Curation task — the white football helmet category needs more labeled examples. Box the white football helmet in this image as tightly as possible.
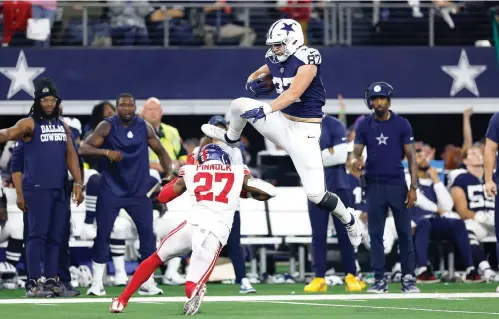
[266,19,304,63]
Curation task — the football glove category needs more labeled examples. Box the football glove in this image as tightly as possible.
[245,78,274,97]
[240,103,272,123]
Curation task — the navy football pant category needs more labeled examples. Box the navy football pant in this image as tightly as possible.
[227,211,247,283]
[414,218,473,269]
[22,189,72,283]
[24,188,68,280]
[92,189,155,264]
[308,189,357,277]
[367,184,415,281]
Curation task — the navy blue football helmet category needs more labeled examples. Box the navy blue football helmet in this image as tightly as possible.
[197,144,231,165]
[363,81,394,109]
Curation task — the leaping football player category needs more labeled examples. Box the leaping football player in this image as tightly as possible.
[110,144,276,315]
[201,18,362,247]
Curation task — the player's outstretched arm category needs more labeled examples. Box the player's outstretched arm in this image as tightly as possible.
[146,122,173,177]
[158,177,186,203]
[0,118,34,144]
[269,64,317,113]
[78,120,111,157]
[242,175,276,201]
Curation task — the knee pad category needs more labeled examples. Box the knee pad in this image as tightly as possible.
[230,97,254,115]
[314,192,338,211]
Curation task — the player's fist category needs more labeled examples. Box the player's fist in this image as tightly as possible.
[107,150,123,162]
[485,180,497,197]
[246,74,274,97]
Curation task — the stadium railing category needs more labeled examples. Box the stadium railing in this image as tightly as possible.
[38,1,494,48]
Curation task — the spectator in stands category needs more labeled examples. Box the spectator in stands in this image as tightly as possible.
[203,0,256,47]
[409,147,480,283]
[30,0,57,47]
[145,4,186,46]
[60,2,110,47]
[107,0,167,46]
[140,98,187,175]
[449,146,497,282]
[1,0,32,47]
[277,0,311,45]
[82,101,115,140]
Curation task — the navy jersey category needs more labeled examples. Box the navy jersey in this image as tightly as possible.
[23,118,67,190]
[265,46,325,119]
[485,112,499,182]
[321,115,349,190]
[452,172,494,213]
[348,174,367,212]
[354,111,414,185]
[100,115,150,197]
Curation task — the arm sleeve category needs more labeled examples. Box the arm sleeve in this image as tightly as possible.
[322,144,348,167]
[433,182,454,212]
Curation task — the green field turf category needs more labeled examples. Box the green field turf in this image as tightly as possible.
[1,283,498,319]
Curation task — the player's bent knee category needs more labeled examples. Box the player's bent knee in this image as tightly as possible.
[312,192,338,211]
[230,97,256,115]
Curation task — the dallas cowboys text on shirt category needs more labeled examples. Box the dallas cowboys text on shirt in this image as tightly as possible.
[40,124,67,142]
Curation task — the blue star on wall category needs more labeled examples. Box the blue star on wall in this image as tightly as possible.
[281,23,294,34]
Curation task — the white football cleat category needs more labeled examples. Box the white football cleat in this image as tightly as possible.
[183,284,207,316]
[345,209,362,248]
[239,278,256,294]
[110,298,127,313]
[138,276,164,296]
[201,124,239,147]
[86,283,106,296]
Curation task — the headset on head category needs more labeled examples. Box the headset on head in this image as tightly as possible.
[363,81,394,110]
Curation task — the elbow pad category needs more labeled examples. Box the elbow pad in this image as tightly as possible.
[246,178,276,198]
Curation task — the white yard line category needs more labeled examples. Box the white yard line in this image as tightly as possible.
[261,301,499,316]
[0,292,497,305]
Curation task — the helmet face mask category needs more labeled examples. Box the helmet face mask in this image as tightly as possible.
[266,19,304,63]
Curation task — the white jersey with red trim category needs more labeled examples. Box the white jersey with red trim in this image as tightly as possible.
[179,161,250,244]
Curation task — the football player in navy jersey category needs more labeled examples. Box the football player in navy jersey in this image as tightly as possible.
[79,93,173,296]
[0,78,84,296]
[410,148,480,283]
[450,146,497,282]
[351,82,419,293]
[201,18,362,249]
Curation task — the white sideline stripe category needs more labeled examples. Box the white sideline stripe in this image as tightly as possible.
[0,292,498,304]
[262,301,499,316]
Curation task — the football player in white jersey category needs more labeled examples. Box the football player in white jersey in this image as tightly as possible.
[201,18,362,249]
[110,144,276,315]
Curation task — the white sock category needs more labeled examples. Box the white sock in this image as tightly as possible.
[415,266,427,276]
[91,261,106,286]
[479,260,491,274]
[112,255,127,277]
[330,196,352,224]
[166,257,182,277]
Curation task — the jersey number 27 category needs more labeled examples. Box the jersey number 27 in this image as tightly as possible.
[193,172,234,204]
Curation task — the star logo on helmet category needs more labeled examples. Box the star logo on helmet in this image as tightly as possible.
[281,23,294,34]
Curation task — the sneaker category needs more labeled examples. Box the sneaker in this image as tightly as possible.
[464,269,484,283]
[57,282,80,297]
[416,270,440,284]
[401,275,420,293]
[86,283,106,296]
[345,274,364,292]
[304,277,327,293]
[239,278,256,294]
[367,279,388,293]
